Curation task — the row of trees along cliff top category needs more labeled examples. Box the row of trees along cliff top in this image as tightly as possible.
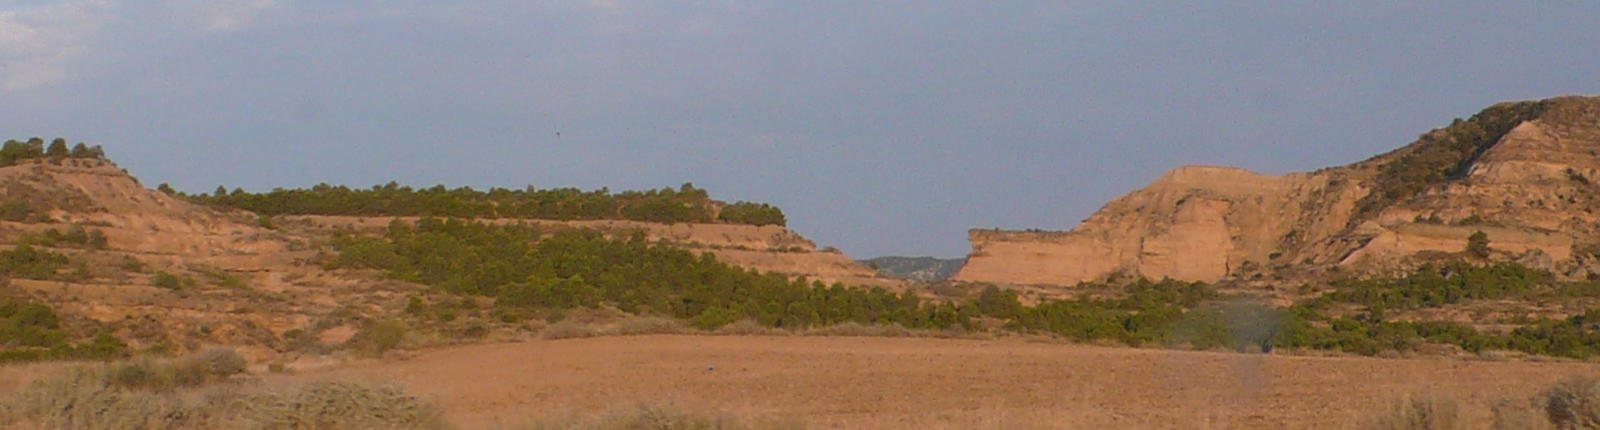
[1,137,108,166]
[171,181,787,227]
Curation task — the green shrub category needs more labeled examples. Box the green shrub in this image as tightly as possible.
[1468,231,1492,257]
[0,201,33,222]
[717,201,787,227]
[0,299,127,362]
[32,225,109,249]
[0,243,70,279]
[405,295,427,315]
[151,270,191,290]
[356,319,409,355]
[118,256,147,273]
[1323,261,1550,311]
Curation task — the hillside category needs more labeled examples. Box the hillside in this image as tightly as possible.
[0,156,896,362]
[956,95,1600,286]
[858,256,966,282]
[280,215,899,288]
[0,156,368,361]
[12,115,1600,368]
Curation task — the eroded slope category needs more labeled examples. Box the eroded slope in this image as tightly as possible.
[957,96,1600,286]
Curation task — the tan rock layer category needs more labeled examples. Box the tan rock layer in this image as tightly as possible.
[956,96,1600,286]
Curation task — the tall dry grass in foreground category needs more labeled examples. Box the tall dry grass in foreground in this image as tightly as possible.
[1363,391,1464,430]
[512,402,806,430]
[0,349,446,430]
[1364,375,1600,430]
[1,347,806,430]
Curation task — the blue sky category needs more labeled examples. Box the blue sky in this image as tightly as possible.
[2,1,1598,258]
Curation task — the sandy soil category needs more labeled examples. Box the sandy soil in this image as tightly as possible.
[285,335,1600,429]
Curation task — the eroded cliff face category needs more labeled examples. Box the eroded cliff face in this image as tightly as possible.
[956,166,1367,285]
[956,96,1600,286]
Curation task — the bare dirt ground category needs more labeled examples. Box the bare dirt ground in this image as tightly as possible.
[285,335,1600,429]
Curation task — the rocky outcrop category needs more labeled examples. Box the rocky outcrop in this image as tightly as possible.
[0,158,292,263]
[955,96,1600,286]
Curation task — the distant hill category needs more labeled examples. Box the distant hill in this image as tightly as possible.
[858,256,966,282]
[956,95,1600,286]
[0,153,896,362]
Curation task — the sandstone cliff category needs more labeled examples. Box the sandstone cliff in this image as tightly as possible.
[955,96,1600,286]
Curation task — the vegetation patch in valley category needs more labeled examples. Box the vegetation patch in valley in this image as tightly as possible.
[322,216,1600,360]
[333,218,972,332]
[1314,261,1552,311]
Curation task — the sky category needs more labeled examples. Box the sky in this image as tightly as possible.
[1,1,1598,258]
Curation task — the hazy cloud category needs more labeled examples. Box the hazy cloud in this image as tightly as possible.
[183,0,283,32]
[0,1,110,91]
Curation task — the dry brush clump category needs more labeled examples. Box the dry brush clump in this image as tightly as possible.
[1363,390,1465,430]
[714,320,786,336]
[107,347,248,391]
[1364,375,1600,430]
[609,316,691,336]
[517,402,805,430]
[801,322,912,338]
[541,321,601,340]
[0,349,448,430]
[1492,398,1555,430]
[1543,375,1600,429]
[241,380,448,430]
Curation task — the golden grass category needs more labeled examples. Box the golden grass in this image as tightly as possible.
[513,402,805,430]
[0,349,447,430]
[1363,391,1466,430]
[1361,375,1600,430]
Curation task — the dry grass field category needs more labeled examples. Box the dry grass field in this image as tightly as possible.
[283,335,1600,429]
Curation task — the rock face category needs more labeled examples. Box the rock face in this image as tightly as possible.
[0,158,292,264]
[955,96,1600,286]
